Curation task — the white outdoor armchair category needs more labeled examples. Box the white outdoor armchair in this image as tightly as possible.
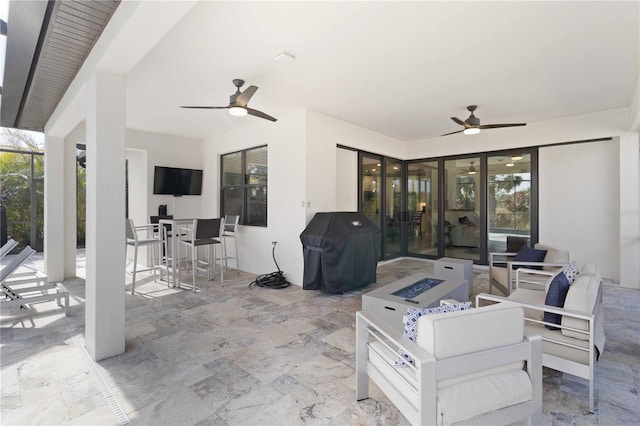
[489,243,569,295]
[356,303,542,425]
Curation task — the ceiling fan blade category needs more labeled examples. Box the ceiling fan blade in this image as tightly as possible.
[236,85,258,107]
[180,106,229,109]
[246,107,277,122]
[440,129,464,136]
[450,117,465,126]
[479,123,526,129]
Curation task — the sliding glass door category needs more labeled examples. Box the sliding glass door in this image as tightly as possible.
[407,160,439,257]
[384,158,403,258]
[358,148,537,264]
[487,152,533,253]
[444,157,482,261]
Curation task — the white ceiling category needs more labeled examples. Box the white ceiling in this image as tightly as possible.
[123,1,639,142]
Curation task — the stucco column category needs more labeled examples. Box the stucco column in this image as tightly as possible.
[618,133,640,289]
[44,135,65,282]
[85,69,126,361]
[63,139,77,278]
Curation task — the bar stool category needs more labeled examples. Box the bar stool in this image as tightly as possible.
[178,218,225,292]
[125,218,165,295]
[221,214,240,271]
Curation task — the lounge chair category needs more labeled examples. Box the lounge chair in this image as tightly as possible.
[1,246,69,315]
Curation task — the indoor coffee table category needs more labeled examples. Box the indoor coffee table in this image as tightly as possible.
[362,273,468,330]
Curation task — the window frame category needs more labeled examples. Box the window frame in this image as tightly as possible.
[220,145,268,227]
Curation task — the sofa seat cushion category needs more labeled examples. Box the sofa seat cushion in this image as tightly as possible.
[437,369,532,426]
[524,322,590,365]
[508,288,546,322]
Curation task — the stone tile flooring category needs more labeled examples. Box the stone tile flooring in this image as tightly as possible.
[1,256,639,425]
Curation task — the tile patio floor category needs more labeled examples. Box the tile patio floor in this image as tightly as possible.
[1,254,639,425]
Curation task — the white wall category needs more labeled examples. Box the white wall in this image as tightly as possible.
[305,111,405,222]
[125,128,204,220]
[202,110,307,286]
[539,140,619,281]
[336,148,358,211]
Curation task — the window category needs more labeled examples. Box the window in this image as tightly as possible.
[221,146,267,226]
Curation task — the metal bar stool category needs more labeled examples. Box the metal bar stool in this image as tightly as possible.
[178,218,225,292]
[125,218,165,295]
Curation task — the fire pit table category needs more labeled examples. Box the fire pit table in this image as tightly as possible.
[361,273,468,330]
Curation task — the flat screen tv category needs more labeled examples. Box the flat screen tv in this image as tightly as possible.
[153,166,203,196]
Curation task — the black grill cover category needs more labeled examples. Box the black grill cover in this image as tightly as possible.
[300,212,380,293]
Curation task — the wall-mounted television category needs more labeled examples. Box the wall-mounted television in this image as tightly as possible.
[153,166,203,196]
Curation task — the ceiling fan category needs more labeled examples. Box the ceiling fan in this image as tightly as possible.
[441,105,525,136]
[180,79,277,122]
[463,161,477,175]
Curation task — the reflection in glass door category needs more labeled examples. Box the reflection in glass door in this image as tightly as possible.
[488,153,532,253]
[361,154,382,256]
[444,157,481,261]
[407,160,438,257]
[385,158,403,258]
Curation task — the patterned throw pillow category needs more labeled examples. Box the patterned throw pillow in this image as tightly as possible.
[395,302,473,367]
[561,261,580,284]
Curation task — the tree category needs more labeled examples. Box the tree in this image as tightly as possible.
[0,128,45,249]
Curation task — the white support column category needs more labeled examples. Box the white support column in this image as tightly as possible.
[85,69,126,361]
[44,135,65,282]
[64,138,77,278]
[618,133,640,289]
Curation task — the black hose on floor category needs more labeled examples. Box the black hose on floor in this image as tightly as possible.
[249,242,290,289]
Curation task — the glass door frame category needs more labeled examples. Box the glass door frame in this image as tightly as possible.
[442,154,487,263]
[358,151,406,261]
[356,147,538,265]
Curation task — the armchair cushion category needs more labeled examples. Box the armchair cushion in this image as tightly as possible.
[397,302,472,366]
[438,369,532,426]
[417,303,525,359]
[513,246,547,269]
[536,243,570,271]
[417,304,533,424]
[543,272,571,329]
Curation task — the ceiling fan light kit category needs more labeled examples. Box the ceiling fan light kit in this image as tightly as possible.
[229,106,247,116]
[180,78,277,122]
[441,105,526,136]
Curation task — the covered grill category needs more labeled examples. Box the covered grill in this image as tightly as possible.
[300,212,380,294]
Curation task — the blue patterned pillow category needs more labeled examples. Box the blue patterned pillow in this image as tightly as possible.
[561,261,580,284]
[395,302,472,367]
[544,271,570,330]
